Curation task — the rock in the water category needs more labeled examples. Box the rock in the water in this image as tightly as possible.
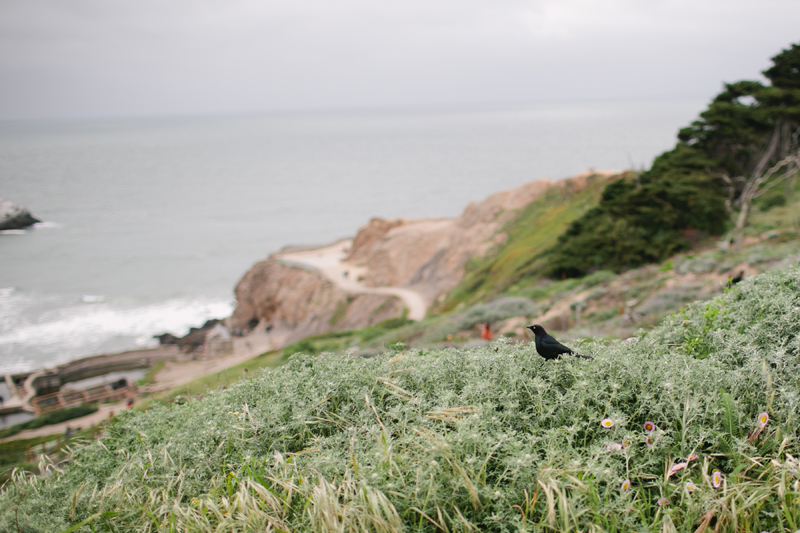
[153,319,223,351]
[0,198,40,230]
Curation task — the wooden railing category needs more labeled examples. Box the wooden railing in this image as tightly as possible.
[31,382,137,416]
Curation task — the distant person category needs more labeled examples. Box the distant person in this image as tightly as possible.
[343,270,349,280]
[481,322,493,341]
[0,395,4,406]
[126,398,134,408]
[727,270,745,289]
[65,426,72,437]
[265,324,273,333]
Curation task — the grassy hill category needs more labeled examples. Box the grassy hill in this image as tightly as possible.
[2,263,799,532]
[438,172,621,312]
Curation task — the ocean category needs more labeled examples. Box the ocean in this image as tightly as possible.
[0,99,705,373]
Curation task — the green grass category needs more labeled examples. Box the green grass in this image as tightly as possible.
[281,316,415,359]
[439,173,618,312]
[0,435,53,467]
[159,350,285,399]
[0,405,99,439]
[2,264,800,531]
[746,177,800,236]
[0,427,98,486]
[139,360,165,385]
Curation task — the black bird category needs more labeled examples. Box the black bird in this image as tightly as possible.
[527,324,593,360]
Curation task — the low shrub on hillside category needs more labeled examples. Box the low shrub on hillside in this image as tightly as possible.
[546,165,728,277]
[359,317,415,343]
[581,269,616,287]
[637,285,704,316]
[676,255,718,275]
[456,297,538,331]
[2,265,800,531]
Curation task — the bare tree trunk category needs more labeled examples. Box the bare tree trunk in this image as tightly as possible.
[732,200,750,253]
[731,125,782,253]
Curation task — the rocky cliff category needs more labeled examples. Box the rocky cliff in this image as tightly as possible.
[230,259,405,344]
[0,198,39,230]
[344,171,617,304]
[229,171,618,348]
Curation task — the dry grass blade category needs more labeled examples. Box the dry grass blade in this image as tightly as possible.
[537,478,556,529]
[694,508,717,533]
[377,378,415,401]
[425,406,478,423]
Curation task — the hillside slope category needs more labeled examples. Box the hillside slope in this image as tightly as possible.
[347,171,620,307]
[438,171,621,311]
[3,264,799,532]
[227,171,620,350]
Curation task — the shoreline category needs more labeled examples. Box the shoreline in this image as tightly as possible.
[1,331,277,440]
[0,232,424,438]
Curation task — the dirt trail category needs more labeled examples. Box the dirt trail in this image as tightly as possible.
[276,240,428,320]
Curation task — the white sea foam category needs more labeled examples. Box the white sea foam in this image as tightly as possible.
[0,298,233,349]
[0,297,234,372]
[81,295,105,303]
[32,221,63,229]
[0,229,27,235]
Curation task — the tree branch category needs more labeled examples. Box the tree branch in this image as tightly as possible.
[752,155,800,198]
[751,122,782,180]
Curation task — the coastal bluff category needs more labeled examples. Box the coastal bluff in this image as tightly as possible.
[229,171,620,346]
[0,198,39,230]
[344,171,620,304]
[230,258,406,345]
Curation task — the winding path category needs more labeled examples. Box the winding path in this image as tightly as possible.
[276,240,428,320]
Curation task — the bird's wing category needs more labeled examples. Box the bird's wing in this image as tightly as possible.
[540,336,573,354]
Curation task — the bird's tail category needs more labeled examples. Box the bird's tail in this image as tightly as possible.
[574,354,593,360]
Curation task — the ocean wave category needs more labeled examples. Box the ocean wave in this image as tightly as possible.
[0,229,27,235]
[81,295,105,303]
[0,298,234,351]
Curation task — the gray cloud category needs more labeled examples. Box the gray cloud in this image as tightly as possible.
[1,0,798,120]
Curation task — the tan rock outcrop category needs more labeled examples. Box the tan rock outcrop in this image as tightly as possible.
[346,218,405,264]
[345,171,615,304]
[231,259,405,344]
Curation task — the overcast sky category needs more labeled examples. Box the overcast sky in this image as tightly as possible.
[1,0,799,121]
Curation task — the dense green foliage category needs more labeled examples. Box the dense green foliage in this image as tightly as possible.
[547,42,800,277]
[0,404,98,439]
[2,264,799,532]
[547,159,728,277]
[679,44,800,179]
